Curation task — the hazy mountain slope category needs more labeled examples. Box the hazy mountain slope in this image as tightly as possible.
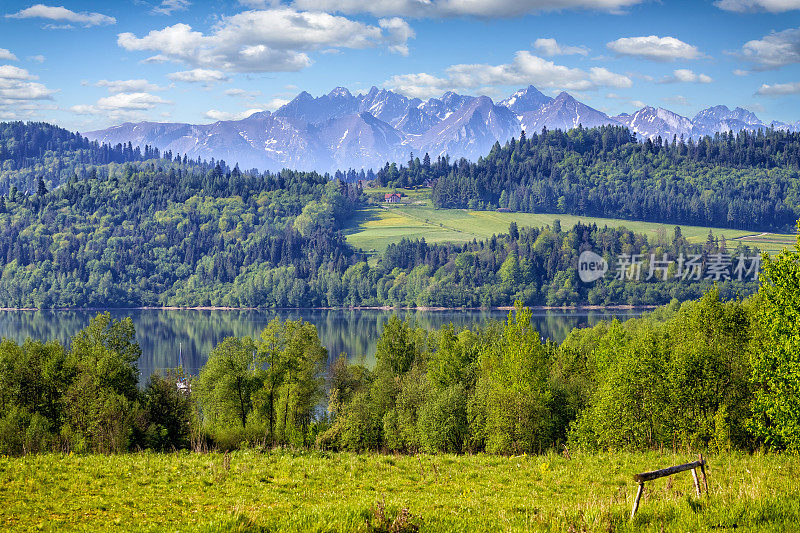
[84,86,787,173]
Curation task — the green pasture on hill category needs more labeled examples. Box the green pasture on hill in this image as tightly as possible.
[344,204,797,255]
[1,450,797,532]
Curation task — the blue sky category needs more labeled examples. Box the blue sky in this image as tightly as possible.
[1,0,800,131]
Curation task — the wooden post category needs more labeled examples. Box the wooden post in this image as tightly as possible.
[631,482,644,520]
[691,467,701,496]
[699,453,709,495]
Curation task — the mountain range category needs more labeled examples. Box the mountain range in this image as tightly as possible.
[83,85,800,173]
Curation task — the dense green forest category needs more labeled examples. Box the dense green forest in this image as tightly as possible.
[0,121,166,195]
[375,126,800,230]
[2,237,799,455]
[0,160,759,307]
[0,121,782,308]
[0,159,360,307]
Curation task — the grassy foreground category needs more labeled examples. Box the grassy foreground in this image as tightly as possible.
[2,450,798,532]
[344,204,796,255]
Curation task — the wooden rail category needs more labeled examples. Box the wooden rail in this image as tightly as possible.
[631,453,708,519]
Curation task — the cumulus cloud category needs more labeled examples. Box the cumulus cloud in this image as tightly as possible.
[96,92,170,110]
[167,68,229,83]
[733,68,749,76]
[0,100,57,120]
[204,108,264,121]
[266,97,290,110]
[152,0,192,15]
[379,18,414,56]
[93,79,166,93]
[385,50,631,99]
[290,0,645,17]
[739,27,800,70]
[606,35,703,61]
[533,38,589,56]
[5,4,116,27]
[658,69,713,84]
[756,81,800,95]
[715,0,800,12]
[0,65,32,80]
[70,91,171,122]
[117,8,413,73]
[0,64,57,121]
[0,48,17,61]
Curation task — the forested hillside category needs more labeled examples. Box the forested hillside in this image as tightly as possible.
[0,122,158,195]
[0,122,775,308]
[0,160,360,307]
[375,126,800,230]
[0,159,758,307]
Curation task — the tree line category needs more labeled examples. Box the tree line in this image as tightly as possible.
[1,234,799,454]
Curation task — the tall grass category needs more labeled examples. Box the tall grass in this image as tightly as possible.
[2,450,797,531]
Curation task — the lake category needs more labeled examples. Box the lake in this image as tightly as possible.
[0,308,647,381]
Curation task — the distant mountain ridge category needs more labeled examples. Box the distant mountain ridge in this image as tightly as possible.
[83,85,800,173]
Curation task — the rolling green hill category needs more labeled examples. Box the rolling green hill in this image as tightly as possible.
[345,202,796,255]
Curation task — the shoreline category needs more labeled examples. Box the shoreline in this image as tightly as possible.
[0,304,657,312]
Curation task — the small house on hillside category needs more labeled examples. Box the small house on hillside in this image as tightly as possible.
[384,193,402,203]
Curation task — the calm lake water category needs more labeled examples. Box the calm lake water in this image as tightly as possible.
[0,308,647,381]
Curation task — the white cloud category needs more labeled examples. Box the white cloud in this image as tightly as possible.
[715,0,800,12]
[94,79,166,93]
[379,18,414,56]
[290,0,646,17]
[756,81,800,95]
[204,108,264,121]
[606,35,703,61]
[533,38,589,56]
[733,68,749,76]
[143,54,171,64]
[266,97,290,110]
[0,99,57,120]
[70,91,171,121]
[97,92,170,110]
[739,27,800,70]
[117,8,413,73]
[225,88,262,98]
[152,0,192,15]
[168,68,229,83]
[5,4,116,27]
[0,48,17,61]
[658,69,713,84]
[588,66,633,87]
[0,65,57,104]
[385,50,631,98]
[0,65,34,80]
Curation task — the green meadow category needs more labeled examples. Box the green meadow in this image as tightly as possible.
[2,450,797,532]
[344,203,796,255]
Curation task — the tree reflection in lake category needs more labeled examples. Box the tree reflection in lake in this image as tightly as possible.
[0,308,646,381]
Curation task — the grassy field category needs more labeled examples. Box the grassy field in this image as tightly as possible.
[1,450,797,532]
[345,204,797,255]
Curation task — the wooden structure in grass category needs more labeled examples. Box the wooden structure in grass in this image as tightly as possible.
[630,453,708,519]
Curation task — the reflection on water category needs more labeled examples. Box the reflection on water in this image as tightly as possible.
[0,308,646,381]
